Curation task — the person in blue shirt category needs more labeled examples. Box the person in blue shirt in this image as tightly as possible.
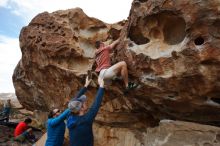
[45,108,70,146]
[0,99,11,122]
[67,77,105,146]
[45,76,92,146]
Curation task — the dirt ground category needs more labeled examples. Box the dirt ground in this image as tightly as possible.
[0,125,43,146]
[0,94,44,146]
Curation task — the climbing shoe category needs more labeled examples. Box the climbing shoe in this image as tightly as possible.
[124,82,138,94]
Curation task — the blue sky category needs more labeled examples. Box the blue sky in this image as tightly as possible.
[0,7,25,37]
[0,0,132,93]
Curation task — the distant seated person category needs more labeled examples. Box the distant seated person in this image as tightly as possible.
[14,118,36,143]
[0,99,11,122]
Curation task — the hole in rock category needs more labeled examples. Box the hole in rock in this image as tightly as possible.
[163,15,186,45]
[194,36,204,46]
[203,143,213,146]
[210,97,220,105]
[139,0,148,2]
[149,28,162,39]
[201,59,219,65]
[41,42,46,47]
[137,11,186,45]
[167,92,178,99]
[134,1,141,7]
[209,19,220,38]
[167,95,175,99]
[108,28,121,40]
[216,133,220,142]
[128,26,150,45]
[128,42,134,47]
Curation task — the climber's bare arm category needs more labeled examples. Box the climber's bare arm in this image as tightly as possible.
[109,39,120,49]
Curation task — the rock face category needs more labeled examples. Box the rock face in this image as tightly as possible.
[94,120,220,146]
[13,0,220,145]
[114,0,220,124]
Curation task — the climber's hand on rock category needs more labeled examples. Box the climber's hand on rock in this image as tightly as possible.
[84,76,92,87]
[63,98,69,106]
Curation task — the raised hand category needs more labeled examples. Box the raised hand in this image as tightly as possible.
[84,76,92,87]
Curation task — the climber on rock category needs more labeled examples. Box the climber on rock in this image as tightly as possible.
[95,39,137,93]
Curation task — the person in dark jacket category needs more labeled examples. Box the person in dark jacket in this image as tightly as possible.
[45,76,92,146]
[0,99,11,122]
[67,77,105,146]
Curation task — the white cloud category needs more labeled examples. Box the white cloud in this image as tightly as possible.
[1,0,132,24]
[0,35,21,93]
[0,0,8,7]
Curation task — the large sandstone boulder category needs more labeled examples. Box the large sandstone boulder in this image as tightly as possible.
[14,0,220,124]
